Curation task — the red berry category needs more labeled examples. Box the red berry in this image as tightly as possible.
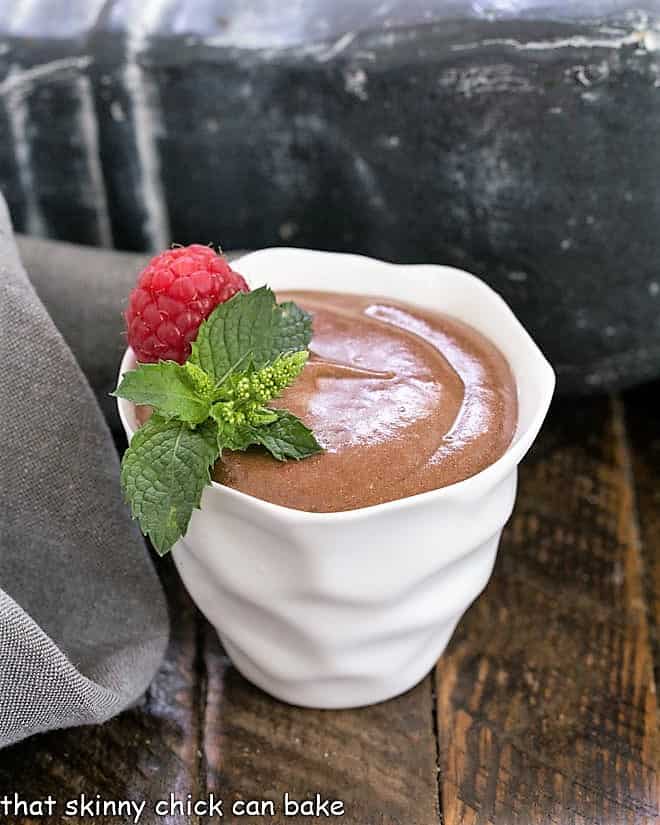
[125,245,249,364]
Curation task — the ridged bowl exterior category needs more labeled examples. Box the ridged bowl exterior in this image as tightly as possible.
[118,248,555,708]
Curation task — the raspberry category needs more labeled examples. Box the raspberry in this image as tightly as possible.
[125,244,249,364]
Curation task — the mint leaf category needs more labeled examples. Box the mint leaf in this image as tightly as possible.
[120,416,219,555]
[213,408,321,461]
[253,411,323,461]
[268,300,313,362]
[213,418,259,452]
[114,361,213,425]
[190,287,312,382]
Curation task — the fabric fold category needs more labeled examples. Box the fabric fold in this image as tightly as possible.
[0,193,169,749]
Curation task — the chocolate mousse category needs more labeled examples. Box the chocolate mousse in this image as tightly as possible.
[136,290,517,511]
[212,291,517,512]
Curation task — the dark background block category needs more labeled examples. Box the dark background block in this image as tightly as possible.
[0,1,112,245]
[1,1,660,393]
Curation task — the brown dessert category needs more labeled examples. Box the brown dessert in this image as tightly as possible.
[214,290,516,512]
[136,291,517,512]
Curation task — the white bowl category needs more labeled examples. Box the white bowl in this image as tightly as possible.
[117,248,554,709]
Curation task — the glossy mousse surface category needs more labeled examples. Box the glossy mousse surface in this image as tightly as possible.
[213,290,518,512]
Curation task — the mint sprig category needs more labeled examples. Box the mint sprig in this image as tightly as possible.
[252,410,324,461]
[115,287,322,555]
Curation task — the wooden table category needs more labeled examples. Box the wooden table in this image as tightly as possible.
[1,389,658,824]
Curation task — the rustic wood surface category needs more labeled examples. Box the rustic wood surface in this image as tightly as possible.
[0,393,658,824]
[436,395,659,825]
[624,382,660,691]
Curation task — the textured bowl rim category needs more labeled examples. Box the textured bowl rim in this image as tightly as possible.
[117,247,555,525]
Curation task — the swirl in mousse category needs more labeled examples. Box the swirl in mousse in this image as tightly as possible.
[208,291,518,512]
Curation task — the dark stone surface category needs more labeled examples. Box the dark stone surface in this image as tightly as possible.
[1,2,660,392]
[0,1,112,246]
[88,3,166,252]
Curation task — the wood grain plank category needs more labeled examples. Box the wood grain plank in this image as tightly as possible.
[0,559,202,825]
[622,381,660,687]
[435,396,659,825]
[200,623,441,825]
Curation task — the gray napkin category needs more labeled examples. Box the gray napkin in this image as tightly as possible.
[0,193,169,749]
[15,234,151,436]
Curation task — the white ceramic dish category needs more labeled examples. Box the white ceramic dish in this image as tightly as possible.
[117,248,555,709]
